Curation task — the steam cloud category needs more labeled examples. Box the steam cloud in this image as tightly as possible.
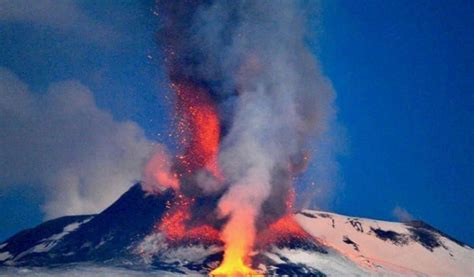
[393,206,415,222]
[0,68,155,218]
[155,0,337,264]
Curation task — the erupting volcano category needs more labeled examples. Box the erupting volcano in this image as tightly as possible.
[1,1,473,276]
[142,0,338,275]
[156,76,307,275]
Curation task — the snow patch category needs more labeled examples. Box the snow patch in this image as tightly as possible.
[0,251,12,261]
[136,232,221,264]
[12,217,93,262]
[268,246,367,276]
[33,217,93,253]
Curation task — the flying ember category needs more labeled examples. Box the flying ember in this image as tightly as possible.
[147,0,336,275]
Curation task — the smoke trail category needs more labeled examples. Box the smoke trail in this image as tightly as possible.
[155,0,335,273]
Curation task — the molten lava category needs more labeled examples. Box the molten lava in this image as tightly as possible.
[165,82,307,276]
[158,193,220,245]
[172,82,221,179]
[257,214,310,247]
[210,258,256,277]
[157,193,192,240]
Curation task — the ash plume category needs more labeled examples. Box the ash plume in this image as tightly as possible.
[153,0,336,268]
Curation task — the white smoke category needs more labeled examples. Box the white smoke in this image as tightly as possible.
[0,68,156,218]
[393,206,415,222]
[207,3,332,205]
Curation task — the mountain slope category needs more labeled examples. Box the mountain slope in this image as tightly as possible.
[1,183,472,276]
[295,210,472,276]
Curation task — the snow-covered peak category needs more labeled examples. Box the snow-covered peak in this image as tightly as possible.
[296,210,472,276]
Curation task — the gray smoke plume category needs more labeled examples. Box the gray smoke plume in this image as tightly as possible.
[0,68,156,218]
[155,0,336,260]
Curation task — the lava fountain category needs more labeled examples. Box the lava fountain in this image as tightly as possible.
[172,81,221,180]
[147,1,336,276]
[171,80,257,275]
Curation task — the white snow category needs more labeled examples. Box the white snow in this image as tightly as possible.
[265,246,368,276]
[295,210,474,276]
[136,232,222,264]
[12,217,93,263]
[32,218,93,254]
[95,235,113,250]
[0,251,12,262]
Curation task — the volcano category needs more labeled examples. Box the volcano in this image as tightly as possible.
[0,183,472,276]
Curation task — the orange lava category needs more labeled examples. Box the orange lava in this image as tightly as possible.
[257,214,310,247]
[157,193,192,240]
[172,82,222,179]
[186,224,221,244]
[210,205,261,277]
[211,186,297,276]
[210,258,258,277]
[158,193,220,244]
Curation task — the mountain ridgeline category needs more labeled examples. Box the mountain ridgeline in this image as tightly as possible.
[0,183,472,276]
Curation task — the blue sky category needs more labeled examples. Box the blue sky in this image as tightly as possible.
[319,0,473,245]
[0,0,472,245]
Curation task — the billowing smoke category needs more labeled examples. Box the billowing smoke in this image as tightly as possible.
[0,68,156,218]
[151,0,336,273]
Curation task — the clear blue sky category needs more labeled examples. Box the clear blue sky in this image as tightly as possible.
[0,0,472,245]
[319,0,473,245]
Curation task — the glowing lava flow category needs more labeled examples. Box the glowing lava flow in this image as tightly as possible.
[157,193,192,241]
[210,258,256,277]
[257,214,310,247]
[210,211,258,276]
[169,81,264,275]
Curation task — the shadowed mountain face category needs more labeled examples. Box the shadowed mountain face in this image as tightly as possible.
[0,184,175,266]
[0,183,472,276]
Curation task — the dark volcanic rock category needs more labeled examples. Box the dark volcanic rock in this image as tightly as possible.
[0,215,93,266]
[405,220,470,249]
[370,227,409,246]
[1,184,175,266]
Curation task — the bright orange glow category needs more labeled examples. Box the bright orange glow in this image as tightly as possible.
[186,224,221,244]
[145,152,179,191]
[172,82,222,179]
[158,193,192,240]
[211,186,297,276]
[158,193,220,244]
[256,214,311,248]
[210,256,258,277]
[210,206,261,277]
[144,147,179,191]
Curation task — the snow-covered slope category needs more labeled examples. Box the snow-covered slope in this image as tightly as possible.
[0,184,472,276]
[295,210,472,276]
